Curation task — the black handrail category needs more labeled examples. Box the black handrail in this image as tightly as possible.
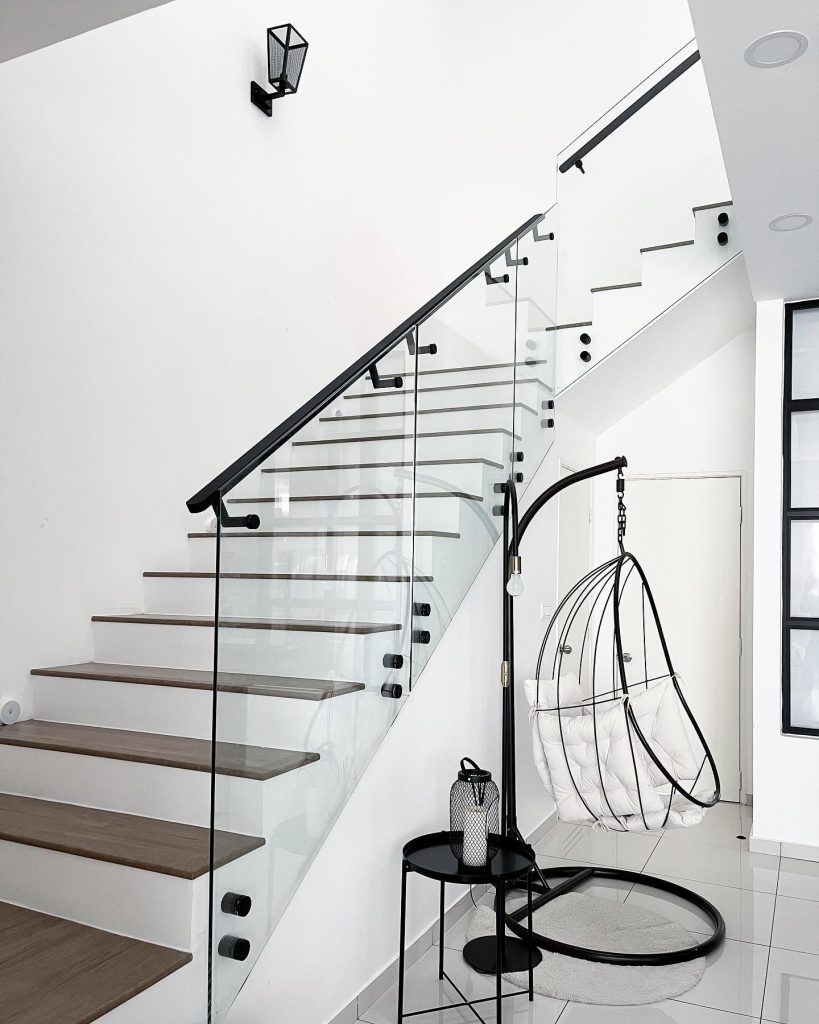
[187,211,546,514]
[558,49,700,174]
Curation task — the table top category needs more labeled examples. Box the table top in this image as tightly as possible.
[402,831,535,884]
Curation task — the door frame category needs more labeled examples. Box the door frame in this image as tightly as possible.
[619,470,750,805]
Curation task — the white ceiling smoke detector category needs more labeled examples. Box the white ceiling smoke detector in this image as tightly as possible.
[744,30,809,69]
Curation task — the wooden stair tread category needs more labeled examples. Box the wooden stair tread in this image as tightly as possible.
[537,320,592,333]
[392,357,549,379]
[692,200,732,213]
[91,613,401,635]
[318,401,537,422]
[144,570,433,582]
[294,427,521,446]
[343,376,548,399]
[590,280,643,294]
[0,900,191,1024]
[0,720,318,781]
[0,792,262,879]
[227,491,482,504]
[187,529,459,540]
[640,238,695,254]
[262,457,503,473]
[31,662,366,700]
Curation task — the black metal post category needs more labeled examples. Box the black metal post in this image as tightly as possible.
[398,862,408,1022]
[438,881,445,980]
[527,870,534,1000]
[495,886,503,1020]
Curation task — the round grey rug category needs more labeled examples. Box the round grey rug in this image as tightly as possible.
[465,892,706,1005]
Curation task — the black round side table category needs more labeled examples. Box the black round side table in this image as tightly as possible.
[398,831,542,1022]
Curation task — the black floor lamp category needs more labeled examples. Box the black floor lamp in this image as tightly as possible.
[462,456,628,973]
[462,453,725,974]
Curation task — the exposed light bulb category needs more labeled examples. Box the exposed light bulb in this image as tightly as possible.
[506,555,524,597]
[506,571,524,597]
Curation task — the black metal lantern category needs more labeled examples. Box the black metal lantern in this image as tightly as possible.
[450,758,500,867]
[251,24,309,117]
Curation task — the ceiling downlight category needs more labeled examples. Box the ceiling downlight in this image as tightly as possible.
[744,30,809,69]
[769,214,814,232]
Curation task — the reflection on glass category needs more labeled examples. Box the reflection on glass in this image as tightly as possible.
[791,412,819,508]
[791,306,819,400]
[791,521,819,617]
[789,629,819,730]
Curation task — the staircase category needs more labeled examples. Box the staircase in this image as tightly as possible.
[553,200,740,392]
[0,44,744,1024]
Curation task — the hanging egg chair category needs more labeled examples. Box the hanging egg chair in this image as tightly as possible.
[526,543,721,832]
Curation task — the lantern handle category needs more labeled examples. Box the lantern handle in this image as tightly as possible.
[460,757,481,775]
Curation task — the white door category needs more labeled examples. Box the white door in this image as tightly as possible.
[622,476,742,802]
[558,464,592,601]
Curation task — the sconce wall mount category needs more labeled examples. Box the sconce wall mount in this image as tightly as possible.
[251,23,308,117]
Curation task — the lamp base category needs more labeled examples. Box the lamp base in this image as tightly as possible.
[462,936,542,975]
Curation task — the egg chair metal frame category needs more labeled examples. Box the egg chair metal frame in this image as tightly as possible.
[461,456,726,975]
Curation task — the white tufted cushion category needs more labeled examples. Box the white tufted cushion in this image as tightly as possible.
[525,676,713,831]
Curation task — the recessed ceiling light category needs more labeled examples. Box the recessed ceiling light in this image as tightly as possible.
[744,30,809,68]
[769,214,814,232]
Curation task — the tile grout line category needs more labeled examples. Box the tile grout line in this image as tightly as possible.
[554,999,571,1022]
[757,846,781,1023]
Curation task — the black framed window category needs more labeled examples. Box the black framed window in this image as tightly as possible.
[783,299,819,735]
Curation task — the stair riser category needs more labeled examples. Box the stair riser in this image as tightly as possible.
[92,618,403,677]
[256,461,500,504]
[186,529,454,574]
[32,672,364,749]
[338,379,548,413]
[221,494,465,533]
[591,285,649,347]
[0,838,199,949]
[274,430,517,469]
[374,361,550,389]
[0,743,330,834]
[640,233,741,323]
[693,204,734,249]
[95,961,202,1024]
[143,573,412,618]
[310,404,531,439]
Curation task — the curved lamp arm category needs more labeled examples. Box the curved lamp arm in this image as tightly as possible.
[499,455,628,839]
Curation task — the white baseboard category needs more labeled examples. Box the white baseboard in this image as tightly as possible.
[749,834,819,862]
[327,812,556,1024]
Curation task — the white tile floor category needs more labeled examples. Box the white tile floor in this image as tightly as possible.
[357,804,819,1024]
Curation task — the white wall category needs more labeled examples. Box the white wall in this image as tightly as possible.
[590,329,757,794]
[751,300,819,849]
[0,0,699,715]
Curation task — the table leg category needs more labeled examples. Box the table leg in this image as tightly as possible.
[495,882,503,1022]
[438,880,445,980]
[398,862,408,1023]
[527,868,534,1000]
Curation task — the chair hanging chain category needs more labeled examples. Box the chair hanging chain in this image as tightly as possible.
[616,467,627,551]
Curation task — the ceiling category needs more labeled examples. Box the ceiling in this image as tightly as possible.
[689,1,819,301]
[0,0,174,63]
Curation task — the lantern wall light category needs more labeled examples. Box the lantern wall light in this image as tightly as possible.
[250,23,308,117]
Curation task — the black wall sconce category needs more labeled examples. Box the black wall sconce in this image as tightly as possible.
[250,23,308,117]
